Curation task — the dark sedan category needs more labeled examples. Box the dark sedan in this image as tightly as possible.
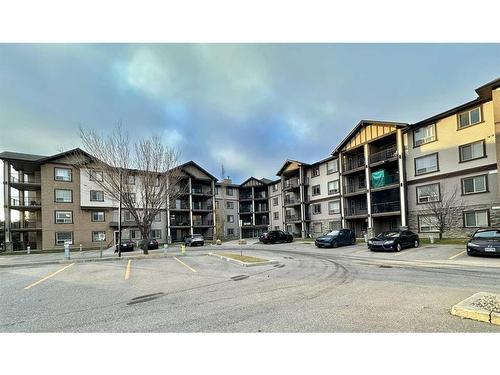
[259,230,293,244]
[315,229,356,248]
[184,234,205,246]
[115,240,135,252]
[368,230,419,252]
[147,239,159,250]
[467,228,500,256]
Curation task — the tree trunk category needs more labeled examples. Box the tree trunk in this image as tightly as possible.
[140,227,149,255]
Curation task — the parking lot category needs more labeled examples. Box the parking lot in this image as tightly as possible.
[1,241,499,332]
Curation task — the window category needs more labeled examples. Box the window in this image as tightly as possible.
[327,160,338,174]
[54,167,72,182]
[154,212,161,222]
[272,184,278,192]
[127,175,135,185]
[313,222,322,233]
[227,215,234,223]
[312,167,320,177]
[328,180,339,195]
[92,231,106,242]
[90,190,104,202]
[358,177,366,189]
[226,187,233,196]
[360,199,367,210]
[91,211,105,222]
[416,183,440,204]
[226,201,234,209]
[131,230,141,240]
[459,140,485,162]
[415,153,438,175]
[124,211,134,222]
[464,210,489,228]
[312,185,321,196]
[125,193,136,204]
[328,200,340,215]
[273,197,279,206]
[312,203,321,214]
[150,229,162,239]
[89,170,103,181]
[214,186,219,195]
[56,232,73,245]
[413,124,436,147]
[458,107,481,129]
[418,215,440,233]
[462,175,487,195]
[215,201,220,209]
[227,228,234,236]
[55,189,72,203]
[55,211,73,224]
[274,212,279,220]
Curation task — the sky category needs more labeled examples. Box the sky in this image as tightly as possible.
[1,44,500,186]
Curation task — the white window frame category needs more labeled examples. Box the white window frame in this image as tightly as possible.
[413,123,436,147]
[56,231,73,245]
[312,185,321,196]
[54,167,72,182]
[90,190,104,202]
[328,200,340,215]
[273,212,279,220]
[226,201,234,209]
[55,210,73,224]
[92,231,106,242]
[227,215,234,223]
[312,203,321,215]
[415,153,438,175]
[327,160,338,174]
[464,210,489,228]
[328,180,339,195]
[416,183,440,204]
[55,189,72,203]
[89,169,103,182]
[273,197,279,206]
[458,107,481,129]
[418,215,440,233]
[312,167,320,177]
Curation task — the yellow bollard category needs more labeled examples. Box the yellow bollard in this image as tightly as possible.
[181,244,186,255]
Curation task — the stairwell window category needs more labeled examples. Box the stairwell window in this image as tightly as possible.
[459,140,485,162]
[413,124,436,147]
[458,107,481,129]
[414,153,438,175]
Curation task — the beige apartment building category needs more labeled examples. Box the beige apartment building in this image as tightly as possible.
[2,77,500,251]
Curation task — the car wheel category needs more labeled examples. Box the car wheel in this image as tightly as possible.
[396,243,402,252]
[414,240,419,248]
[467,249,475,256]
[331,241,338,248]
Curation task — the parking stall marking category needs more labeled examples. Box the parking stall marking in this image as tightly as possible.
[173,257,197,273]
[125,259,132,280]
[24,263,75,290]
[449,250,466,260]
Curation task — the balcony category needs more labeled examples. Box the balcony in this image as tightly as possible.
[283,178,300,191]
[10,198,41,210]
[10,174,41,191]
[343,156,365,174]
[240,206,253,214]
[192,203,213,211]
[284,197,300,207]
[191,188,212,196]
[193,220,213,227]
[285,214,301,223]
[369,145,397,165]
[370,172,399,191]
[255,206,269,213]
[10,221,42,231]
[254,192,268,200]
[170,221,192,227]
[170,202,189,210]
[240,193,253,201]
[345,207,368,218]
[372,201,401,215]
[343,183,367,197]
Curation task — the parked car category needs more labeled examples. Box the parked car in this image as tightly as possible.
[184,234,205,246]
[115,240,135,252]
[315,229,356,248]
[467,228,500,256]
[147,239,159,250]
[259,230,293,244]
[368,230,419,252]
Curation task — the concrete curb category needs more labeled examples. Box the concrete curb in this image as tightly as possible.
[451,292,500,326]
[208,252,279,267]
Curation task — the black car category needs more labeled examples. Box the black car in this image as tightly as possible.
[315,229,356,248]
[259,230,293,244]
[184,234,205,246]
[368,230,419,252]
[467,228,500,256]
[147,239,159,250]
[115,240,135,252]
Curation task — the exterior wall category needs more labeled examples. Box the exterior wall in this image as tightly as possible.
[269,181,282,230]
[214,182,240,239]
[41,162,112,250]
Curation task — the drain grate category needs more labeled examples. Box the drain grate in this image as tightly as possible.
[127,292,165,305]
[231,275,249,281]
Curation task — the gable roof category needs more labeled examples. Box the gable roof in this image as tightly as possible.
[177,160,217,181]
[276,159,310,176]
[332,120,408,156]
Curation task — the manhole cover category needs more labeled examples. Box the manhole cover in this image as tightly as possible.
[127,292,165,305]
[231,275,249,281]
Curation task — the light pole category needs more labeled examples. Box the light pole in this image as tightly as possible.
[118,170,122,258]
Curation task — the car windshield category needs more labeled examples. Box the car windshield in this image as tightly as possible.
[324,230,340,236]
[193,235,203,239]
[473,230,500,239]
[377,231,400,238]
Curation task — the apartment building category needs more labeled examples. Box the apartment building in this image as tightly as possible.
[2,77,499,250]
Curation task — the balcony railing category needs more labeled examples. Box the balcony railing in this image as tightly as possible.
[284,197,300,205]
[10,221,42,229]
[345,207,368,217]
[171,221,191,226]
[193,220,213,226]
[240,207,252,213]
[285,215,301,222]
[343,156,365,172]
[240,193,253,200]
[371,173,399,189]
[255,206,269,212]
[283,178,300,190]
[10,174,41,184]
[242,221,254,226]
[191,188,212,195]
[369,145,397,164]
[255,220,269,226]
[192,203,213,210]
[10,198,41,207]
[344,183,366,194]
[171,202,189,210]
[254,192,267,199]
[372,201,401,214]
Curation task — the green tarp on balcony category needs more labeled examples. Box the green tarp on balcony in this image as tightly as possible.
[371,169,390,188]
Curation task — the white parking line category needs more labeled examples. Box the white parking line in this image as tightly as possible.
[174,257,197,273]
[449,250,466,260]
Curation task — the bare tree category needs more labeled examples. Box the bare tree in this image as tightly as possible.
[75,125,185,254]
[419,186,465,239]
